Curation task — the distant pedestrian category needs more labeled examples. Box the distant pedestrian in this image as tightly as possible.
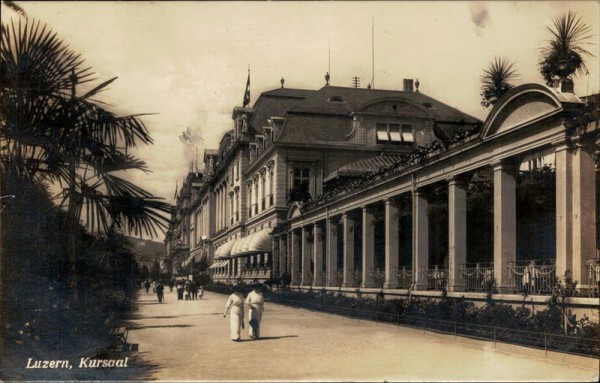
[223,285,245,342]
[144,279,151,293]
[156,280,165,303]
[246,283,265,339]
[177,281,185,300]
[168,279,174,292]
[198,286,204,300]
[191,280,198,300]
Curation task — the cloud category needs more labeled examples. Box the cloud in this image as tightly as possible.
[469,2,490,36]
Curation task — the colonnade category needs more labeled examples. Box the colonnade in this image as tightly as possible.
[270,140,597,294]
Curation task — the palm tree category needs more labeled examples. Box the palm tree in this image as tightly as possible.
[539,11,593,86]
[1,19,171,300]
[480,56,518,108]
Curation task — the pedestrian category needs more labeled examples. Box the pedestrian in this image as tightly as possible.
[245,283,265,340]
[168,279,174,292]
[156,280,165,303]
[184,280,191,300]
[198,286,204,300]
[223,284,245,342]
[191,280,198,300]
[177,281,185,301]
[144,279,151,293]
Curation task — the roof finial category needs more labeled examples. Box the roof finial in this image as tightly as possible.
[415,78,420,92]
[325,72,330,86]
[280,77,285,88]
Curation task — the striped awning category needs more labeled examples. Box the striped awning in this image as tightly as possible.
[209,260,228,269]
[215,240,236,258]
[231,229,271,256]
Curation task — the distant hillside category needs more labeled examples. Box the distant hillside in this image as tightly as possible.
[126,236,165,261]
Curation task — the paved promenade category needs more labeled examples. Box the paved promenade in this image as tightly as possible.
[120,289,597,382]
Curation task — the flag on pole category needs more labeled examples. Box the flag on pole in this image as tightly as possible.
[243,68,250,107]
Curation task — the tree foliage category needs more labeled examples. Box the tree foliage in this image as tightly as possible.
[1,18,171,237]
[480,56,518,108]
[539,11,593,85]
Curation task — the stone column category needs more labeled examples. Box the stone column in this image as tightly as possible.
[571,139,596,287]
[342,213,355,287]
[413,190,429,290]
[362,206,376,288]
[384,198,399,289]
[555,141,573,279]
[313,222,324,286]
[493,160,517,293]
[290,230,301,285]
[272,236,280,278]
[326,217,339,286]
[448,177,468,292]
[301,225,312,286]
[279,236,287,275]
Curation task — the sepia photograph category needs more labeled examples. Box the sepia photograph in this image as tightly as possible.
[1,1,599,381]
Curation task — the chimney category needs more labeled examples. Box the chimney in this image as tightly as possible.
[403,79,414,92]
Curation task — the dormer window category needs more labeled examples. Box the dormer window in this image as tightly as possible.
[376,123,414,143]
[328,96,344,103]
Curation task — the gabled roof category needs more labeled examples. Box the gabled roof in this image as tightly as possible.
[249,88,315,133]
[289,85,480,124]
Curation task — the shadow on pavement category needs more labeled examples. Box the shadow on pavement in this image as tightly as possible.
[253,335,299,341]
[129,324,193,330]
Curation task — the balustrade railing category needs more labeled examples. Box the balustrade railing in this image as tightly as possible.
[303,272,314,286]
[459,264,495,292]
[368,268,385,288]
[421,265,448,291]
[507,261,556,295]
[351,270,363,288]
[394,267,413,289]
[332,270,344,287]
[316,271,326,286]
[586,258,599,297]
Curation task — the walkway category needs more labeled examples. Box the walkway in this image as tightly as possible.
[121,289,597,381]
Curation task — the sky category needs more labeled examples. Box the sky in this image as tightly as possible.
[2,1,599,238]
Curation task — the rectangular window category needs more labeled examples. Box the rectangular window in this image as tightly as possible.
[376,123,388,141]
[389,124,401,142]
[402,124,414,142]
[377,123,413,143]
[293,167,310,193]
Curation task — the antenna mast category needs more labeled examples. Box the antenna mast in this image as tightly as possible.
[371,17,375,89]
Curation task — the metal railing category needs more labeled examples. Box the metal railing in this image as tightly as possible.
[459,264,495,292]
[351,270,363,288]
[507,261,556,295]
[394,267,413,289]
[315,271,326,286]
[368,268,385,288]
[587,258,599,297]
[264,295,599,358]
[421,265,448,291]
[303,272,314,286]
[332,270,344,287]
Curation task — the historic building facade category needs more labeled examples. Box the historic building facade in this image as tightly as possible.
[166,78,599,301]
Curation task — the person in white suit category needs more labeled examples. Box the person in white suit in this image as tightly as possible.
[246,283,265,339]
[223,285,245,342]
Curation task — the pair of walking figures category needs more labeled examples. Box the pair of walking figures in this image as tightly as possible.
[223,284,264,342]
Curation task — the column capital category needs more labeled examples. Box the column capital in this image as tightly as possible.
[446,174,470,188]
[570,134,596,153]
[383,197,399,207]
[491,158,519,177]
[551,137,572,152]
